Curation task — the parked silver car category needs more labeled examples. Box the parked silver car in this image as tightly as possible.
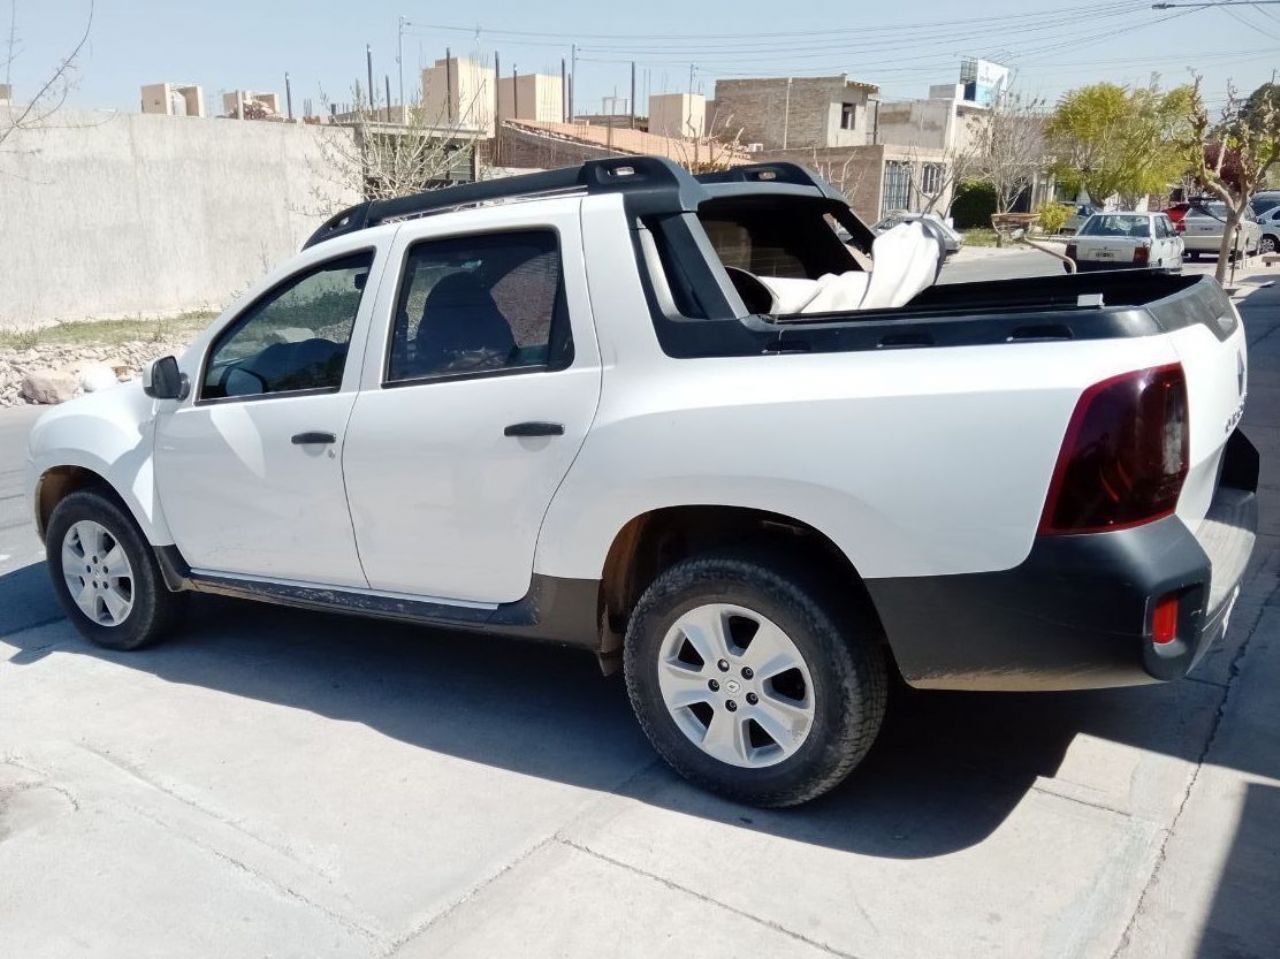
[872,212,963,256]
[1181,201,1262,260]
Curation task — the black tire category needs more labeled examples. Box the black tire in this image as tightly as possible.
[623,553,888,807]
[46,488,186,651]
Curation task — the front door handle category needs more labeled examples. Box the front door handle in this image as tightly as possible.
[292,431,337,445]
[504,422,565,438]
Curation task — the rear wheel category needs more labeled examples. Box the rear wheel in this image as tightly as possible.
[1261,235,1278,255]
[46,489,185,651]
[623,553,887,807]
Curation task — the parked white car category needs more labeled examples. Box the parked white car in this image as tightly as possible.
[1181,201,1262,260]
[1065,212,1184,272]
[1253,203,1280,255]
[25,158,1258,807]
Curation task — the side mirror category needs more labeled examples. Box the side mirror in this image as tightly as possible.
[142,355,188,400]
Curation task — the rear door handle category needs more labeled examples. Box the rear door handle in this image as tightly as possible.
[503,422,565,437]
[292,431,337,445]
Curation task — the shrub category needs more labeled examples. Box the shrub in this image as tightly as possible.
[950,181,997,229]
[1035,202,1074,235]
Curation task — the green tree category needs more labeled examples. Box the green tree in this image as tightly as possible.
[1185,78,1280,282]
[1046,80,1194,208]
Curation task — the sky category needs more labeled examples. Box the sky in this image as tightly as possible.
[5,0,1278,119]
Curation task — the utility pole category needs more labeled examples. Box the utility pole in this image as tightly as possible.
[397,16,407,109]
[385,75,392,121]
[495,51,502,119]
[513,63,519,121]
[445,46,453,122]
[561,58,567,122]
[630,61,636,129]
[570,43,577,121]
[782,77,793,150]
[284,72,293,121]
[688,63,695,95]
[366,44,375,107]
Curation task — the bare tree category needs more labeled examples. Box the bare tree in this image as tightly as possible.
[1184,77,1280,283]
[1,0,93,153]
[971,89,1047,219]
[668,108,745,173]
[806,147,873,216]
[310,82,483,211]
[902,140,978,217]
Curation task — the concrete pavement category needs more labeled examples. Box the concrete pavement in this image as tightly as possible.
[2,265,1278,958]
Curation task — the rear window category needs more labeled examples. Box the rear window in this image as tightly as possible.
[697,199,858,280]
[1188,202,1228,220]
[1251,195,1280,216]
[1078,215,1152,238]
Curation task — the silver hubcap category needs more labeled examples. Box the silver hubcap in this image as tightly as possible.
[61,520,134,627]
[1262,237,1276,254]
[658,603,815,768]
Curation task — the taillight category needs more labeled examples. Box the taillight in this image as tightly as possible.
[1065,242,1078,261]
[1039,364,1189,534]
[1152,593,1179,645]
[1134,244,1150,265]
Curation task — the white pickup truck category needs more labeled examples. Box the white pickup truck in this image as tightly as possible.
[25,158,1258,806]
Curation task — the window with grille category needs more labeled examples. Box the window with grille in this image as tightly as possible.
[921,163,943,197]
[882,160,911,216]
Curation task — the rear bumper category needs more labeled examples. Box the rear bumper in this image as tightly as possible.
[867,431,1259,691]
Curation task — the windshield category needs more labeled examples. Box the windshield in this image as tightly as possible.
[1078,214,1151,238]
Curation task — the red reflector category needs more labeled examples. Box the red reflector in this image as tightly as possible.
[1153,594,1179,645]
[1039,364,1189,534]
[1134,245,1150,265]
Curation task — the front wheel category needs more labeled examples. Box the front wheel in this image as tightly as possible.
[1261,235,1278,255]
[623,553,887,807]
[46,488,185,650]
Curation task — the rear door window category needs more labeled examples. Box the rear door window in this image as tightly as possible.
[386,230,572,384]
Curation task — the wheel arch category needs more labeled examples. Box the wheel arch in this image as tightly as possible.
[35,465,136,542]
[595,504,888,671]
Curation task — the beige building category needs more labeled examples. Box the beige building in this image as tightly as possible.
[712,76,878,150]
[648,93,705,139]
[873,83,990,155]
[496,72,563,123]
[222,90,281,118]
[141,83,205,118]
[423,57,496,135]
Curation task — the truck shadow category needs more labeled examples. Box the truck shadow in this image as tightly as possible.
[2,558,1263,861]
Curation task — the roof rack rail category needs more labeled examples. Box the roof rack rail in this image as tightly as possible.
[304,155,706,249]
[695,162,845,202]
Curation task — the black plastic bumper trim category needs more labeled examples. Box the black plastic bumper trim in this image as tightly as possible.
[865,432,1259,691]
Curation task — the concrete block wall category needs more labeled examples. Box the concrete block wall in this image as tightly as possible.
[756,144,887,223]
[0,111,360,329]
[714,77,873,150]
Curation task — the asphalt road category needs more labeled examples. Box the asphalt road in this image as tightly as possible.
[2,256,1278,958]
